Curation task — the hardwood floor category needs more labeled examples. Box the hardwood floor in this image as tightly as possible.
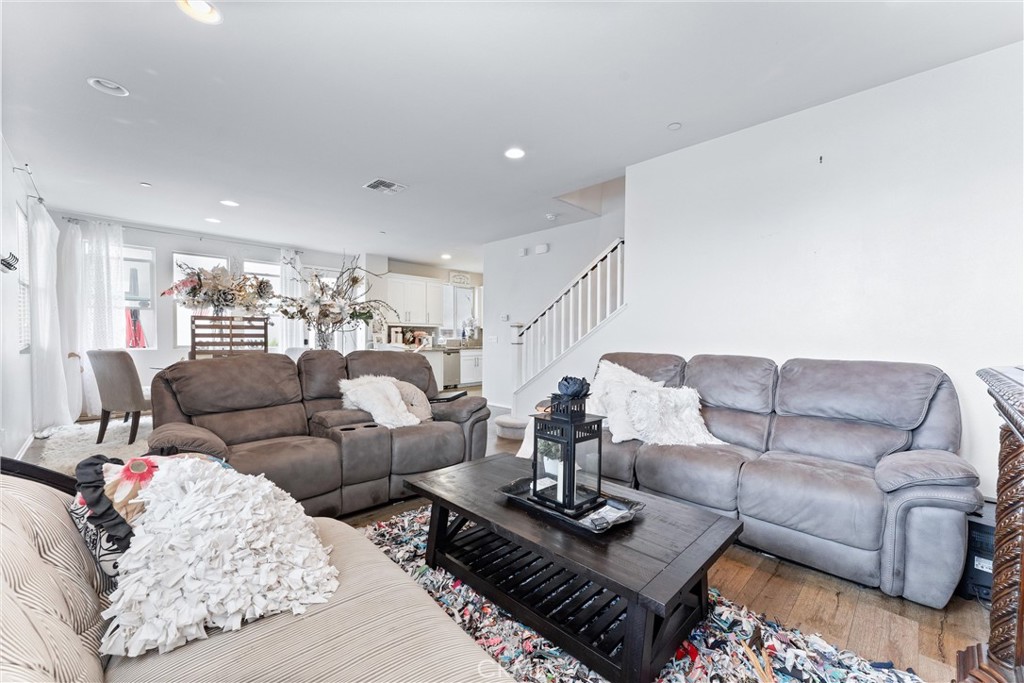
[355,413,989,682]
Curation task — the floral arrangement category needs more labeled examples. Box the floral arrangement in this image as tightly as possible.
[161,263,275,316]
[276,262,395,349]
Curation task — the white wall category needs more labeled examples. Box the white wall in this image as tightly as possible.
[54,213,359,388]
[522,43,1021,498]
[483,179,624,410]
[0,138,36,457]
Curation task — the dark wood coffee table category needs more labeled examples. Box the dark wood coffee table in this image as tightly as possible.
[404,454,742,683]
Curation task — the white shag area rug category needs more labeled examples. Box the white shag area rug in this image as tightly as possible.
[23,416,154,476]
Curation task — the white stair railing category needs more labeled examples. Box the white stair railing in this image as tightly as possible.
[511,239,625,392]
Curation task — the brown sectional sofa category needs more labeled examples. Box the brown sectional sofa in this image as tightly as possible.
[576,351,981,609]
[148,350,490,517]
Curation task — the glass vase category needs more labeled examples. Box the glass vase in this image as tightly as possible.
[315,329,334,350]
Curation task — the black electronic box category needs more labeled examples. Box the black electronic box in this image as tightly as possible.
[957,500,996,601]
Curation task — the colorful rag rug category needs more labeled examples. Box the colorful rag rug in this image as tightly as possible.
[363,506,922,683]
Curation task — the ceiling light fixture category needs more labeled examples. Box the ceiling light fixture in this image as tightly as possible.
[139,182,152,188]
[205,218,221,223]
[87,77,130,97]
[504,147,526,160]
[176,0,223,25]
[219,200,239,207]
[440,254,452,260]
[667,122,682,131]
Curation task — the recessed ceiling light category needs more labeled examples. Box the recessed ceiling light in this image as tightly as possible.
[176,0,223,24]
[139,182,152,188]
[87,77,130,97]
[667,122,682,131]
[219,200,239,207]
[205,218,221,224]
[504,147,526,160]
[440,254,452,260]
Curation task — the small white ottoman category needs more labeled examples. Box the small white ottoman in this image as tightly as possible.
[494,414,529,441]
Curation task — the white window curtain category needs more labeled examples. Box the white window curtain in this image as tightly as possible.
[78,221,125,416]
[279,249,308,352]
[57,222,84,420]
[28,202,72,436]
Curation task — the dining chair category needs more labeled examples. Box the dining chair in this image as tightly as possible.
[86,350,152,445]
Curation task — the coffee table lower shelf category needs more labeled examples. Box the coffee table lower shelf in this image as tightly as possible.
[425,507,709,683]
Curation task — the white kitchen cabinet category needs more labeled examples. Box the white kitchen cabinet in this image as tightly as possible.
[460,349,483,385]
[426,282,444,326]
[421,350,444,389]
[386,277,428,324]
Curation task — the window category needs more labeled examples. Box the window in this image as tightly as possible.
[16,205,30,352]
[123,246,156,349]
[173,252,228,347]
[243,260,282,349]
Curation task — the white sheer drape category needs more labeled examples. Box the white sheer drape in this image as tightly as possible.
[57,222,84,420]
[28,203,72,435]
[279,249,308,350]
[78,221,124,416]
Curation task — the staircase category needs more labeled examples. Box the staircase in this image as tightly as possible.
[511,238,625,409]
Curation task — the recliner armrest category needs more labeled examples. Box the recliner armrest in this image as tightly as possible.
[431,396,488,423]
[875,449,980,493]
[148,423,230,459]
[311,409,375,430]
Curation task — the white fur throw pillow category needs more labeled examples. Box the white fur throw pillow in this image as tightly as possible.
[99,458,339,657]
[602,381,646,443]
[339,375,420,428]
[588,360,664,418]
[625,386,724,446]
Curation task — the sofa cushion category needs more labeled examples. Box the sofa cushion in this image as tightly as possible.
[164,354,302,416]
[635,443,761,512]
[598,352,685,387]
[775,358,945,430]
[390,422,465,475]
[1,476,110,683]
[683,354,778,414]
[578,432,641,485]
[768,415,911,468]
[738,451,884,550]
[194,403,308,445]
[228,436,341,501]
[297,350,348,400]
[701,406,771,452]
[347,350,438,398]
[104,519,512,682]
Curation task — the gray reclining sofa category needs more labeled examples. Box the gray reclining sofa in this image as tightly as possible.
[579,352,982,609]
[148,350,490,518]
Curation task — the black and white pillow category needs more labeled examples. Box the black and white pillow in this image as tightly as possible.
[66,495,123,579]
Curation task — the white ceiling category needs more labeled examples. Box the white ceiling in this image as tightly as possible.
[3,2,1021,272]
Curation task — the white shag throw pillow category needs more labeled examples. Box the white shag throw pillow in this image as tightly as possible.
[99,458,339,657]
[339,375,420,428]
[602,381,647,443]
[626,385,725,446]
[588,360,664,418]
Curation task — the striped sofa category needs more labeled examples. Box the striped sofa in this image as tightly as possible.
[0,463,511,682]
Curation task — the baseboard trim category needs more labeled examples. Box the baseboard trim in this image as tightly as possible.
[15,434,33,460]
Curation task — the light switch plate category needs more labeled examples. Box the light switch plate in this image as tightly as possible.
[499,313,510,322]
[535,243,550,254]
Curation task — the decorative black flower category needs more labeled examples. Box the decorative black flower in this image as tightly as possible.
[557,376,590,399]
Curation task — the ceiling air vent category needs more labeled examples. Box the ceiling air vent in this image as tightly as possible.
[363,178,408,194]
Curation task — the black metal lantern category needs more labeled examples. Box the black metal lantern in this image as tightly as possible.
[531,391,604,518]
